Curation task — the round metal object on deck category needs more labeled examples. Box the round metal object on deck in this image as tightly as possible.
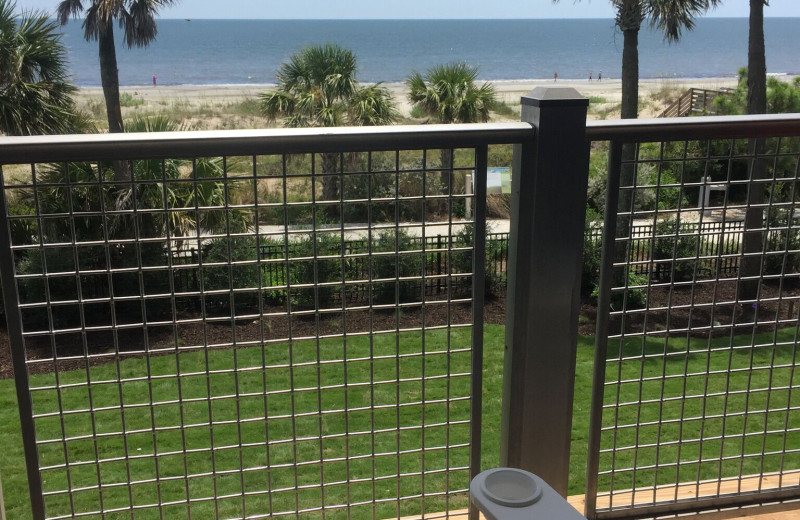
[478,468,543,507]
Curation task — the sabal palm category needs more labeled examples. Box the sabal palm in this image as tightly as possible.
[31,116,242,249]
[406,63,496,187]
[121,116,247,243]
[57,0,178,135]
[0,0,79,135]
[260,44,398,201]
[406,63,496,125]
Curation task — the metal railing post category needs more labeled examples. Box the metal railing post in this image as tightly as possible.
[0,469,6,520]
[501,87,590,496]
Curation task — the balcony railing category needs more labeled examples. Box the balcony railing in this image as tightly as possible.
[0,89,799,520]
[0,123,531,520]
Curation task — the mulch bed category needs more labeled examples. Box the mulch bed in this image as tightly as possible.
[1,279,797,380]
[0,293,508,380]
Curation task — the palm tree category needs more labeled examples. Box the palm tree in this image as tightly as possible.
[556,0,719,119]
[57,0,178,135]
[406,63,496,186]
[260,44,399,202]
[0,0,81,135]
[554,1,718,302]
[739,0,769,317]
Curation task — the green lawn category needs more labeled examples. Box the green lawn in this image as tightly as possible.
[0,325,798,519]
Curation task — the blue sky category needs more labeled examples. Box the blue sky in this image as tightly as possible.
[15,0,800,19]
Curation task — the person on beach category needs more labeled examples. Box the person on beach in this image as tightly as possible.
[598,71,602,81]
[589,72,593,80]
[153,75,157,86]
[554,72,558,82]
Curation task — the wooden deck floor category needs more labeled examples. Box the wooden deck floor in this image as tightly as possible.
[419,472,799,520]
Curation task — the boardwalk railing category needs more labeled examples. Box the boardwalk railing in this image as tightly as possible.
[658,88,731,118]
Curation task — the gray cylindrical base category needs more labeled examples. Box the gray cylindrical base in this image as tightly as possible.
[471,468,586,520]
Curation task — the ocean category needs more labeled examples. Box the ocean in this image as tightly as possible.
[57,18,799,87]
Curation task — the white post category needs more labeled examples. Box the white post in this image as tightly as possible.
[466,172,473,218]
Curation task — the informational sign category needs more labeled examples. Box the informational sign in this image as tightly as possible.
[486,167,511,195]
[466,167,512,217]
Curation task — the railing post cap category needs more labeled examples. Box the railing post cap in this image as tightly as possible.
[521,87,589,108]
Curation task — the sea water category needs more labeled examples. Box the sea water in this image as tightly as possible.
[57,18,799,87]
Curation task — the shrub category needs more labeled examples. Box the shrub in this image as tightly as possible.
[202,236,262,314]
[594,270,648,311]
[763,208,800,277]
[582,215,603,297]
[451,224,505,299]
[289,233,342,311]
[371,229,424,304]
[651,218,699,282]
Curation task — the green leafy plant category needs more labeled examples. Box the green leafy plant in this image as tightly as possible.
[594,270,648,311]
[371,229,424,305]
[289,232,343,311]
[652,217,699,282]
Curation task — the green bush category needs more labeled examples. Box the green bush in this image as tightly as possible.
[289,233,343,310]
[202,236,263,314]
[582,215,603,297]
[449,224,506,298]
[371,229,424,304]
[594,270,648,311]
[652,218,699,282]
[764,208,800,277]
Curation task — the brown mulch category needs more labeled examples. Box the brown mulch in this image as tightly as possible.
[0,293,509,380]
[1,279,798,380]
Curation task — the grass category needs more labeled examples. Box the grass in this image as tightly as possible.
[1,325,798,519]
[119,93,144,108]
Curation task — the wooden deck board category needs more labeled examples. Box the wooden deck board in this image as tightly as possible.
[407,473,800,519]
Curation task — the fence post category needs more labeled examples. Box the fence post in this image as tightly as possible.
[0,469,5,520]
[501,87,589,496]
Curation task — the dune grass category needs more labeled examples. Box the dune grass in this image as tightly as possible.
[0,324,798,519]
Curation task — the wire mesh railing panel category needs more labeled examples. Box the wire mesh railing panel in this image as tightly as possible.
[0,133,495,520]
[588,134,800,517]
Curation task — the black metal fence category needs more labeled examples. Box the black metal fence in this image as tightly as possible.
[171,232,512,304]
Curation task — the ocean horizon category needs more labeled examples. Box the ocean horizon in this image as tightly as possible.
[56,18,800,87]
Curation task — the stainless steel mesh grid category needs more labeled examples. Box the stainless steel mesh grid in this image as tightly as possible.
[586,130,800,518]
[0,126,527,520]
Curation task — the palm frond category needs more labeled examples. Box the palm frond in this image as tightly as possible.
[0,1,80,135]
[349,84,399,126]
[56,0,84,26]
[259,90,296,122]
[647,0,720,42]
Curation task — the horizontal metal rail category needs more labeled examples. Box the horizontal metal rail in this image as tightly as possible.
[0,123,534,163]
[586,113,800,142]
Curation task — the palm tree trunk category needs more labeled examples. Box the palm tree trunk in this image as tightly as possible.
[97,20,131,188]
[620,25,639,120]
[98,22,124,134]
[616,4,641,291]
[738,0,768,320]
[747,1,767,115]
[440,148,453,217]
[321,152,340,219]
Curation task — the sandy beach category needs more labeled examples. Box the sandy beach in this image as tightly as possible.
[73,76,760,129]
